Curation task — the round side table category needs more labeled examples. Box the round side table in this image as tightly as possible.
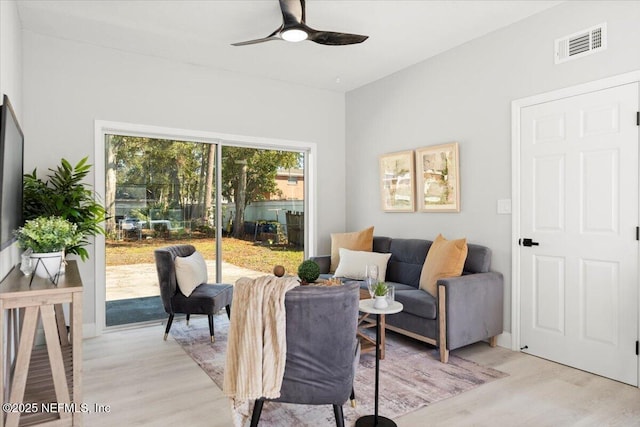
[356,299,403,427]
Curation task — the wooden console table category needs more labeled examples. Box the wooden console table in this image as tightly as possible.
[0,261,83,427]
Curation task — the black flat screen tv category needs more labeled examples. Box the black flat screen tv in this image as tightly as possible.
[0,94,24,251]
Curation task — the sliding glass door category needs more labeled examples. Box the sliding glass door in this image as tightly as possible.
[104,135,305,327]
[218,145,304,283]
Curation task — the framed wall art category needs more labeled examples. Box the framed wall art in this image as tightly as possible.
[415,142,460,212]
[379,150,415,212]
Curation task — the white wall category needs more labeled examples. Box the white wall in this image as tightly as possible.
[0,0,23,280]
[0,0,22,113]
[22,31,346,330]
[345,1,640,334]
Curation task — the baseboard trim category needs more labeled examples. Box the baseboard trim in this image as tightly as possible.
[26,324,98,345]
[83,322,97,339]
[495,331,512,349]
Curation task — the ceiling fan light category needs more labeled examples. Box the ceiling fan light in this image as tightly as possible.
[281,28,308,42]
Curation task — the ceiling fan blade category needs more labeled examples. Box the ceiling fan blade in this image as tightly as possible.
[231,36,280,47]
[232,26,282,46]
[279,0,305,26]
[307,30,369,46]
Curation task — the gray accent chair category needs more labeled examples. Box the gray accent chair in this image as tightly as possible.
[154,244,233,342]
[313,236,504,363]
[249,281,360,427]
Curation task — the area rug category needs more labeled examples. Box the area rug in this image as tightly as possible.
[171,315,507,426]
[106,296,166,326]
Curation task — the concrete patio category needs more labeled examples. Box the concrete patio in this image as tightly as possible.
[106,261,265,301]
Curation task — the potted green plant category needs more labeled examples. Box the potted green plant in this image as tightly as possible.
[297,260,320,285]
[373,282,389,309]
[23,157,106,261]
[15,216,82,278]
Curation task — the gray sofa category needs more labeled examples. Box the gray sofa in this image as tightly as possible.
[312,236,503,363]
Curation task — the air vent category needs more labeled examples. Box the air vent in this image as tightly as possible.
[555,23,607,64]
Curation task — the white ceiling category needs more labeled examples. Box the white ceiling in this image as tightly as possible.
[16,0,562,92]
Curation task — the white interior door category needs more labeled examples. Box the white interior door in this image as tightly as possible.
[520,82,639,386]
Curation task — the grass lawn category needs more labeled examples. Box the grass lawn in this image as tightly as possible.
[106,235,304,276]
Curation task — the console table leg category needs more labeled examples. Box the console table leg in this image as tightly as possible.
[72,291,83,426]
[6,306,38,427]
[41,305,72,422]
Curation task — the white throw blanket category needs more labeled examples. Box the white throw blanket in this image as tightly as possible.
[223,275,300,426]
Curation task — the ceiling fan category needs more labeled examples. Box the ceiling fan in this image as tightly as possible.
[232,0,368,46]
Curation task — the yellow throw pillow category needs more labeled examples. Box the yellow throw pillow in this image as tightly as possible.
[419,234,468,297]
[330,226,374,273]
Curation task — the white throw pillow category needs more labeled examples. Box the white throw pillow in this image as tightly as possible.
[174,251,208,297]
[333,248,392,281]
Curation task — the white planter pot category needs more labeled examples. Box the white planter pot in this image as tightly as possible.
[373,295,389,309]
[30,251,64,279]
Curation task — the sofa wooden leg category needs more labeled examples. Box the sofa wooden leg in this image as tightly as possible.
[489,336,498,347]
[439,347,449,364]
[438,284,448,363]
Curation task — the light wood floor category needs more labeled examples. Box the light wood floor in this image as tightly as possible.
[83,321,640,426]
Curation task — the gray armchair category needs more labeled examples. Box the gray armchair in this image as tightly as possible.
[154,244,233,342]
[249,282,360,427]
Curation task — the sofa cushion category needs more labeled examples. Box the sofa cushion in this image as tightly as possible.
[172,283,233,315]
[382,239,431,288]
[372,236,392,253]
[464,244,492,274]
[330,226,374,273]
[384,281,418,292]
[419,234,468,297]
[355,280,416,295]
[334,248,392,281]
[394,289,437,320]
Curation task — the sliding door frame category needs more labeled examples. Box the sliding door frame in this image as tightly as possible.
[94,120,316,336]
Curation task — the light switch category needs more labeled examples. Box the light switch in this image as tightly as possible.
[497,199,512,214]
